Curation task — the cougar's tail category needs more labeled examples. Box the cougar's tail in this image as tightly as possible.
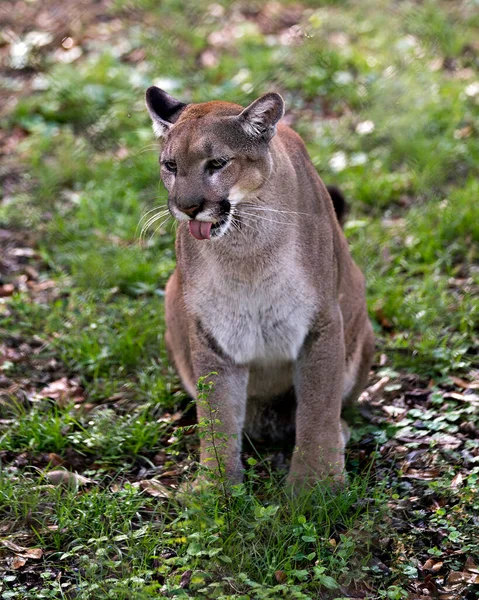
[327,185,348,228]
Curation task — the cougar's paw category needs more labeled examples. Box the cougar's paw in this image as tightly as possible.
[177,467,244,500]
[285,466,347,496]
[175,475,215,504]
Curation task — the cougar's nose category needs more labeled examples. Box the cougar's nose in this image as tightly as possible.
[178,200,205,218]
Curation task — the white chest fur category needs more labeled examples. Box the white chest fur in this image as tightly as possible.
[186,255,318,366]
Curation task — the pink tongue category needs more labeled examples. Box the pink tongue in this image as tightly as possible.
[188,220,213,241]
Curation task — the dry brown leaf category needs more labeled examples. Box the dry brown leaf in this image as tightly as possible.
[454,126,472,139]
[431,433,462,450]
[47,452,65,467]
[45,470,92,487]
[159,469,183,478]
[368,376,390,395]
[0,540,43,559]
[10,556,27,569]
[0,283,15,297]
[0,345,22,362]
[464,556,479,574]
[275,570,287,583]
[423,558,443,572]
[402,468,440,480]
[395,434,432,444]
[443,391,466,401]
[179,569,192,589]
[158,410,185,424]
[422,558,435,571]
[450,472,463,488]
[11,248,36,258]
[38,377,84,405]
[382,405,406,417]
[450,376,479,390]
[134,479,172,498]
[1,540,23,553]
[27,280,56,292]
[446,571,479,585]
[374,306,394,331]
[24,265,39,280]
[22,548,43,559]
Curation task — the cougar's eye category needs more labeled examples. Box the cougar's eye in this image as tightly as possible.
[162,160,177,173]
[208,157,230,171]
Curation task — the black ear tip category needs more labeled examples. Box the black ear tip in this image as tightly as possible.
[145,85,187,125]
[270,92,284,102]
[145,86,164,102]
[145,86,156,105]
[263,92,285,116]
[268,91,284,101]
[260,91,284,104]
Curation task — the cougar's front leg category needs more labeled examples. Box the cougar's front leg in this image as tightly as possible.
[288,308,345,488]
[190,321,249,485]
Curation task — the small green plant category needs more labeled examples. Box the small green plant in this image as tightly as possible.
[378,585,409,600]
[195,371,234,529]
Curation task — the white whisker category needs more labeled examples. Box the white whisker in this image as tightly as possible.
[239,211,297,227]
[138,205,169,223]
[242,204,311,218]
[231,216,249,237]
[148,215,172,244]
[136,205,169,237]
[139,211,171,241]
[139,210,171,243]
[233,215,262,236]
[141,210,170,229]
[136,143,161,155]
[242,198,311,217]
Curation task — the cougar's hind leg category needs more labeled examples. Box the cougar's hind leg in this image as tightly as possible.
[343,323,375,406]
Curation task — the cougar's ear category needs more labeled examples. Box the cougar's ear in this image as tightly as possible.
[145,86,187,138]
[238,92,284,141]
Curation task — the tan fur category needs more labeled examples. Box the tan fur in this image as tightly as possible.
[146,89,374,488]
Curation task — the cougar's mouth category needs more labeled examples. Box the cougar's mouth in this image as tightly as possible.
[188,200,231,241]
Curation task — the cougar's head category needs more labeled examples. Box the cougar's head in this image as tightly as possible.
[145,87,284,240]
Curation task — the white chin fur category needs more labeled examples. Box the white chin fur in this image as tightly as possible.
[170,205,188,221]
[211,210,233,239]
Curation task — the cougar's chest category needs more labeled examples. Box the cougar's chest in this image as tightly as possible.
[188,263,317,365]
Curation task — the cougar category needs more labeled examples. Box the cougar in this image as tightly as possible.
[145,87,374,488]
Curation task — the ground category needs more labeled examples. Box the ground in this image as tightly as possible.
[0,0,478,598]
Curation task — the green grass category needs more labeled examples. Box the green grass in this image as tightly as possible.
[1,0,478,597]
[1,456,385,599]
